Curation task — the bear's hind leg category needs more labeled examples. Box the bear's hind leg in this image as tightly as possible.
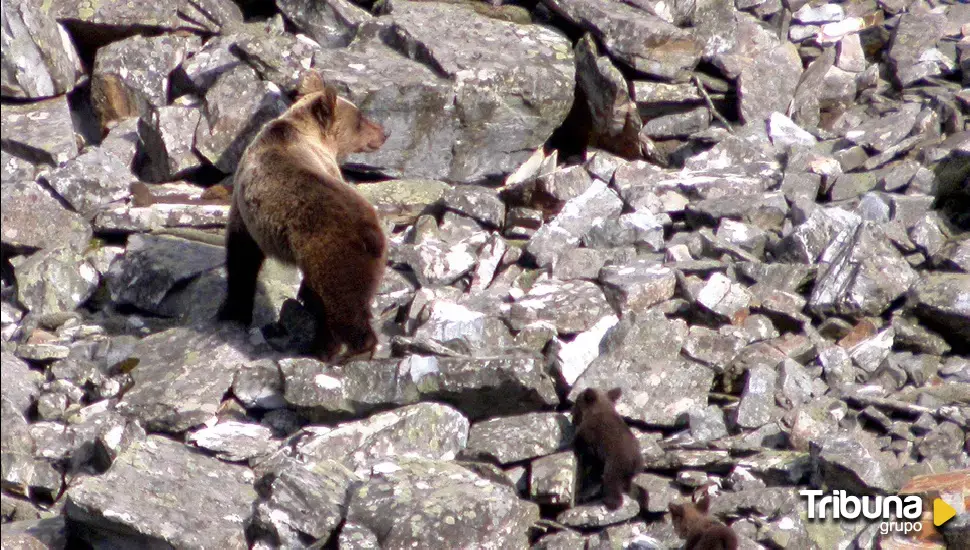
[298,281,340,361]
[218,208,265,326]
[601,461,625,510]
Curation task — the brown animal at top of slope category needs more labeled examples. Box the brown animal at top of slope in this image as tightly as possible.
[218,70,388,361]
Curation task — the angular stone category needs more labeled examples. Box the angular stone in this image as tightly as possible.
[696,272,753,322]
[1,399,35,496]
[404,236,482,287]
[43,148,134,215]
[91,34,197,130]
[553,314,619,385]
[442,185,505,229]
[347,457,538,548]
[843,104,920,153]
[531,451,577,506]
[584,211,665,251]
[640,106,710,139]
[556,498,641,528]
[251,457,358,548]
[186,421,277,462]
[809,223,919,317]
[0,95,78,166]
[1,0,83,99]
[571,356,711,427]
[599,262,675,314]
[1,181,91,253]
[65,436,256,549]
[736,365,780,429]
[292,402,468,475]
[277,0,370,48]
[537,166,595,203]
[682,325,745,371]
[508,279,614,334]
[888,10,949,87]
[734,22,803,125]
[106,234,223,313]
[139,101,205,182]
[13,246,98,316]
[543,0,702,80]
[279,357,410,419]
[776,206,861,263]
[356,179,450,225]
[527,181,624,268]
[768,112,817,148]
[811,434,900,494]
[194,64,287,174]
[174,34,241,94]
[313,2,575,183]
[910,273,970,349]
[404,355,560,420]
[465,412,571,465]
[574,34,642,158]
[116,326,250,433]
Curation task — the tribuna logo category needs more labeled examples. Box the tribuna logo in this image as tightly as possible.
[800,490,924,535]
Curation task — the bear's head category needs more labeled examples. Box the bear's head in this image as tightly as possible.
[572,387,623,426]
[669,494,712,538]
[292,70,387,160]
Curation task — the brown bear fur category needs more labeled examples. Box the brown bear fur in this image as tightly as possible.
[218,71,388,361]
[572,387,643,510]
[669,495,739,550]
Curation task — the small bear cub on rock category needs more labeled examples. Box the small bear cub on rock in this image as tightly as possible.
[219,70,388,361]
[571,387,643,510]
[669,494,739,550]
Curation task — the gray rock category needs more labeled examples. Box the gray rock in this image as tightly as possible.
[696,272,753,322]
[91,34,197,130]
[13,246,98,316]
[194,64,288,174]
[280,357,412,419]
[508,279,614,334]
[442,186,505,229]
[115,326,250,433]
[735,365,780,429]
[1,150,37,184]
[556,497,641,528]
[909,272,970,348]
[533,528,587,549]
[640,106,710,139]
[537,166,595,203]
[1,399,35,496]
[230,28,323,94]
[776,206,861,263]
[888,10,949,87]
[810,434,900,494]
[768,112,817,148]
[682,325,745,372]
[106,234,224,313]
[293,402,468,475]
[571,353,711,427]
[1,354,41,417]
[232,359,285,410]
[318,2,575,183]
[584,211,665,251]
[543,0,702,81]
[732,19,803,125]
[139,101,205,182]
[465,412,571,464]
[251,457,358,547]
[599,262,675,315]
[66,435,256,549]
[552,314,619,385]
[809,223,919,317]
[1,181,91,253]
[277,0,371,49]
[530,451,577,506]
[347,457,538,548]
[526,181,624,267]
[405,354,560,420]
[574,33,642,158]
[1,0,83,99]
[404,236,482,287]
[843,104,919,153]
[175,34,242,93]
[0,517,68,549]
[43,148,134,216]
[186,421,277,462]
[0,95,78,166]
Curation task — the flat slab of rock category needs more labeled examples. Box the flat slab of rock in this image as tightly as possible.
[347,457,539,548]
[293,402,469,476]
[571,357,712,427]
[1,0,83,99]
[465,412,571,464]
[65,435,256,549]
[116,326,250,433]
[526,180,624,268]
[0,95,78,165]
[1,181,91,253]
[508,279,614,334]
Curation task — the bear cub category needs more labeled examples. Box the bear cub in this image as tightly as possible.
[669,494,739,550]
[218,70,388,361]
[572,387,643,510]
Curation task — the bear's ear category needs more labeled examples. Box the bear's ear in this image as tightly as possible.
[309,86,339,130]
[669,503,684,517]
[296,70,326,97]
[695,494,711,513]
[578,388,598,406]
[607,387,622,403]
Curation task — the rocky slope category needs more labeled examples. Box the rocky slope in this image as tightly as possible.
[1,0,968,548]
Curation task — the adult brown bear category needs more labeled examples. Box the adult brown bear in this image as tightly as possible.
[218,71,388,361]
